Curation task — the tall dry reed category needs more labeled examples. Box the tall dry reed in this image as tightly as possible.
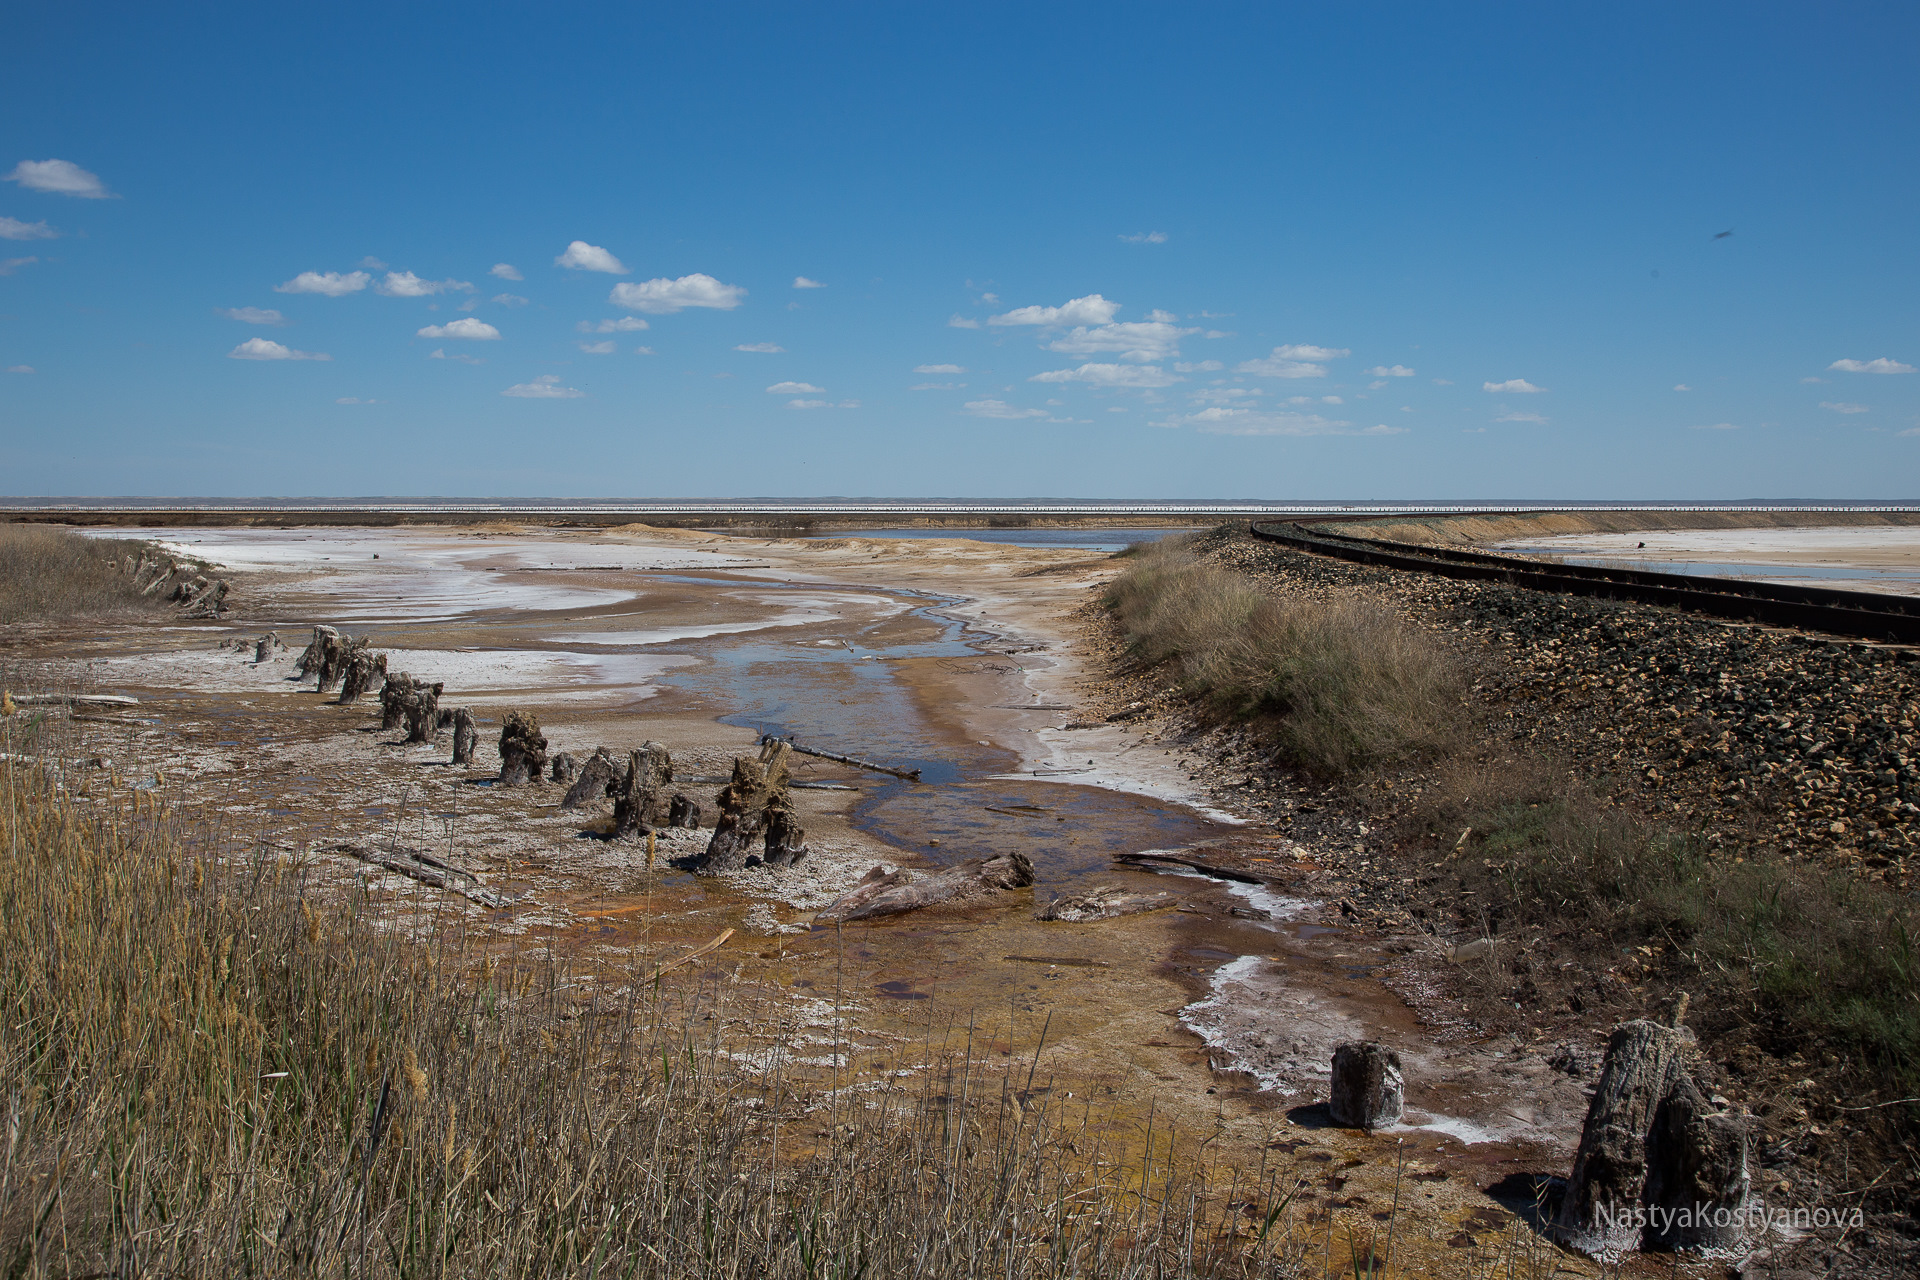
[1107,540,1463,774]
[0,524,166,623]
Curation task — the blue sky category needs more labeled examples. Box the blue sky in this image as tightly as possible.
[2,2,1916,500]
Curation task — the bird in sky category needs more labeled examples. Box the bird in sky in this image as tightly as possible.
[1714,229,1734,239]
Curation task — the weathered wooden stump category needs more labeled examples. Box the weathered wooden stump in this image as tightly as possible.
[296,626,340,682]
[498,710,548,786]
[338,647,387,703]
[450,707,477,765]
[1554,1014,1753,1258]
[403,682,443,744]
[380,673,420,731]
[561,748,620,809]
[668,793,701,829]
[550,752,579,786]
[1328,1041,1405,1130]
[762,795,809,866]
[694,740,796,874]
[611,743,675,839]
[254,632,280,664]
[815,851,1035,924]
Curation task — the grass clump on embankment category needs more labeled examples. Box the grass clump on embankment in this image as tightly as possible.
[0,524,165,623]
[1106,534,1463,773]
[0,749,1310,1278]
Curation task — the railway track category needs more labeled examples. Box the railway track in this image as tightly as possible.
[1249,521,1920,645]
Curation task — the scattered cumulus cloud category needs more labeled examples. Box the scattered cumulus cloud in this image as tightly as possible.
[216,306,286,326]
[492,293,529,307]
[428,348,483,364]
[912,382,965,391]
[579,316,649,333]
[579,340,615,354]
[1692,422,1740,430]
[1899,427,1920,438]
[335,397,383,404]
[735,342,785,353]
[5,159,113,198]
[634,346,654,355]
[963,399,1048,420]
[228,337,329,361]
[276,270,370,296]
[490,263,523,281]
[5,364,34,373]
[1119,231,1168,244]
[1494,411,1548,424]
[1190,386,1263,405]
[948,315,981,329]
[1483,378,1544,393]
[1173,360,1223,373]
[1829,357,1915,374]
[1047,320,1197,363]
[1236,344,1350,378]
[766,381,824,393]
[1029,362,1179,388]
[503,375,582,398]
[1800,377,1826,384]
[915,363,966,374]
[609,273,745,313]
[1821,401,1870,414]
[793,276,825,289]
[1366,365,1415,377]
[417,318,500,340]
[358,256,388,270]
[989,294,1120,328]
[0,217,57,240]
[376,271,472,297]
[1432,378,1454,386]
[787,398,860,409]
[555,241,628,274]
[1673,384,1692,391]
[1163,407,1398,436]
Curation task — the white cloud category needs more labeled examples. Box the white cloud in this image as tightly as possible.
[767,381,824,393]
[335,396,383,404]
[912,382,965,391]
[492,293,529,307]
[787,398,860,409]
[609,273,745,313]
[579,340,616,354]
[0,257,36,276]
[1119,231,1168,244]
[915,363,966,374]
[634,346,654,355]
[1236,344,1350,378]
[1173,360,1223,373]
[989,294,1120,328]
[503,375,582,398]
[428,348,484,364]
[229,337,329,361]
[1432,378,1454,386]
[1829,357,1915,374]
[5,159,113,198]
[358,256,388,270]
[1495,411,1548,424]
[1899,427,1920,437]
[1691,422,1740,430]
[1029,362,1179,388]
[417,318,500,340]
[1164,407,1387,436]
[490,263,523,281]
[735,342,785,353]
[948,315,981,329]
[6,364,34,373]
[1368,380,1387,390]
[216,306,286,326]
[793,276,825,289]
[1046,320,1197,363]
[1800,376,1827,384]
[579,316,649,333]
[1821,401,1870,414]
[1365,364,1415,377]
[376,271,472,297]
[1190,386,1263,404]
[555,241,628,274]
[963,399,1048,419]
[276,270,370,296]
[1483,378,1544,393]
[0,217,57,240]
[1673,384,1692,391]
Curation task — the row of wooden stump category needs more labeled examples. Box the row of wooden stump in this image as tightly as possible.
[286,624,1752,1260]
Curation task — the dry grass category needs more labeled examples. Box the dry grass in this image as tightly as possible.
[1107,537,1464,774]
[0,737,1339,1278]
[0,524,169,624]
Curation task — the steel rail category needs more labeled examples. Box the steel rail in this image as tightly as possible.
[1248,522,1920,645]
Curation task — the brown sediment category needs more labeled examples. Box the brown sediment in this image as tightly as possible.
[1316,507,1920,547]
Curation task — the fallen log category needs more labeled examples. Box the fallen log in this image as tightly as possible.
[6,693,141,709]
[498,709,549,786]
[762,734,921,781]
[1114,851,1283,886]
[814,851,1035,924]
[1036,886,1177,922]
[320,841,512,908]
[1328,1042,1405,1130]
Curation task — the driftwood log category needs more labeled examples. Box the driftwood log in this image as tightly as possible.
[1328,1041,1405,1130]
[450,707,477,765]
[321,841,511,909]
[763,734,922,781]
[1554,1013,1753,1258]
[611,742,675,839]
[498,710,548,786]
[1036,886,1177,922]
[815,851,1035,925]
[561,748,621,808]
[694,740,796,874]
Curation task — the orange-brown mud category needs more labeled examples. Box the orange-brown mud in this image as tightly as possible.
[4,521,1757,1276]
